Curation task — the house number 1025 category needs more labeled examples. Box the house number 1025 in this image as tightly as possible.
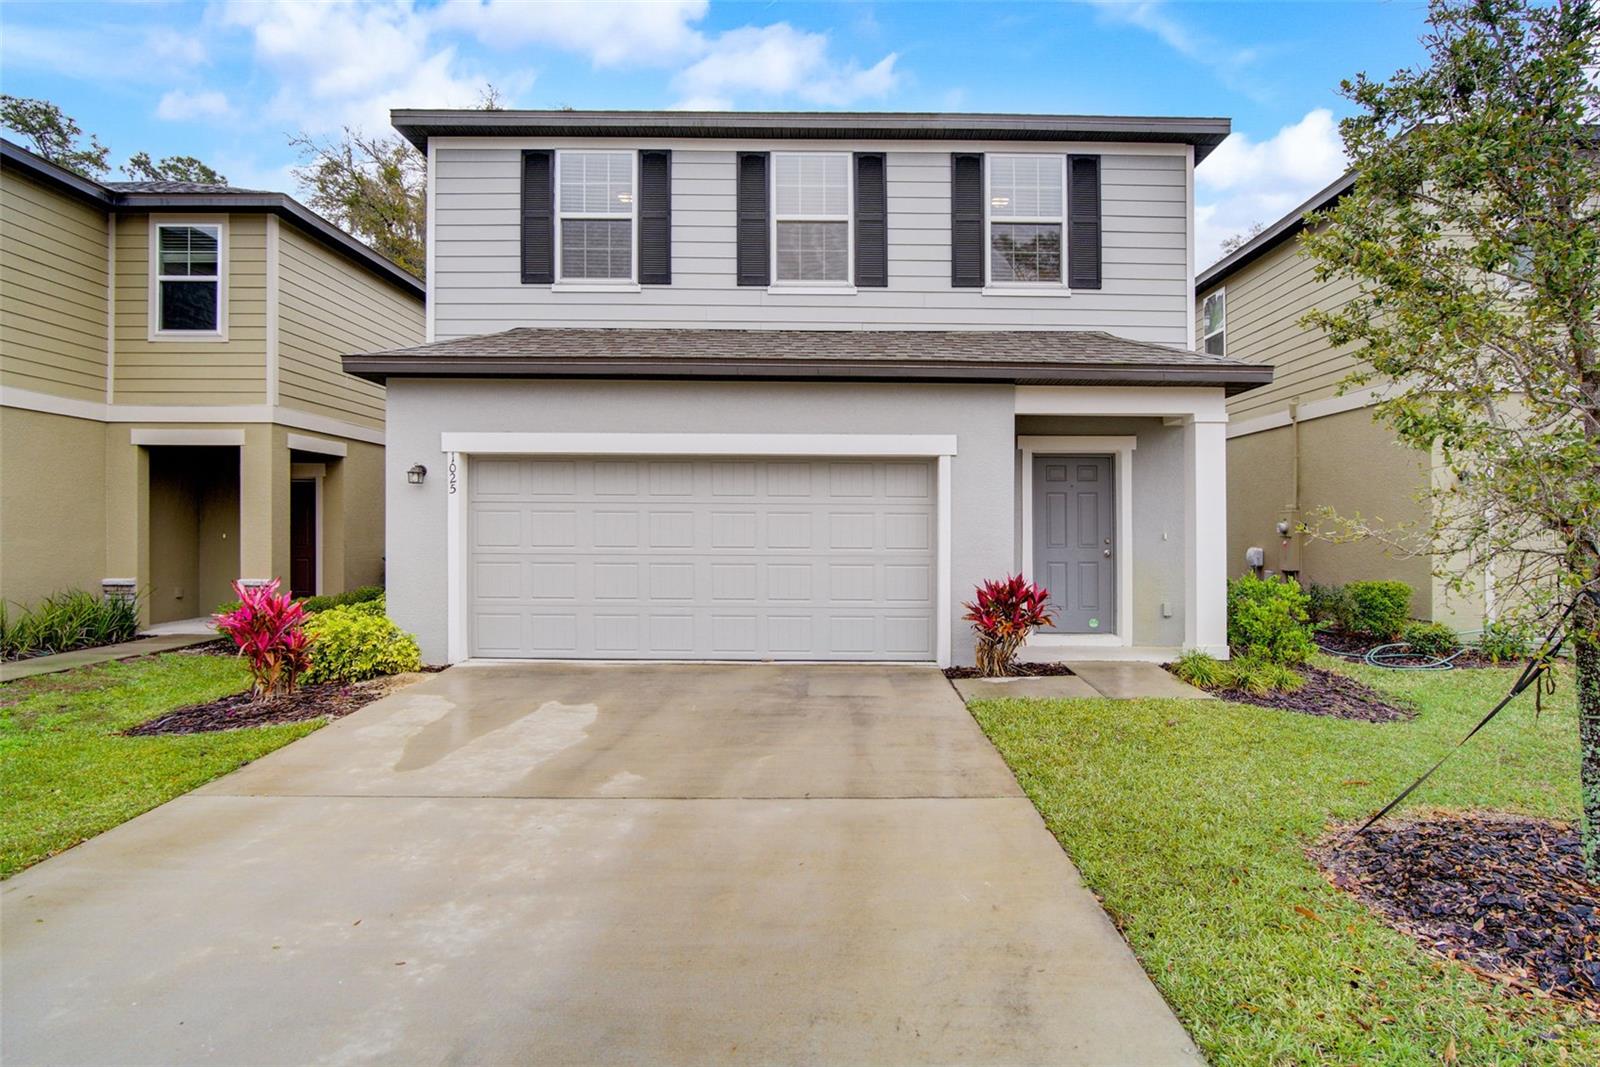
[448,455,458,495]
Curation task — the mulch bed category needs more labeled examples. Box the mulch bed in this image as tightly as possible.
[1314,628,1503,669]
[1313,813,1599,1014]
[124,675,406,736]
[943,662,1077,680]
[1175,662,1414,722]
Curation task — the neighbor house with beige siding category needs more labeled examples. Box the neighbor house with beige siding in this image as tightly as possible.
[1195,172,1481,627]
[1,138,424,625]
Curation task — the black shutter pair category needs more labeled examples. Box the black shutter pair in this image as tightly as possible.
[949,153,1102,289]
[520,149,673,285]
[734,152,889,287]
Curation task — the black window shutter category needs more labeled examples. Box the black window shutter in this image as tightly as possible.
[1067,154,1102,290]
[950,153,984,288]
[735,152,770,287]
[638,149,672,285]
[853,152,887,287]
[520,150,554,284]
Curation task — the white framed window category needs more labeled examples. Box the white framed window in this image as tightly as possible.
[986,154,1065,286]
[1201,289,1226,355]
[556,150,636,283]
[772,151,852,285]
[151,220,226,337]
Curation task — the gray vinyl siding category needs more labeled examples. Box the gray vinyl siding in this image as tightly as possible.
[1201,236,1365,422]
[0,170,110,402]
[430,144,1192,343]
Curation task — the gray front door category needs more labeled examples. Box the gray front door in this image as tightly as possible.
[1033,455,1116,634]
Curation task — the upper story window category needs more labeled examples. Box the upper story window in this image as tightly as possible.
[1201,290,1226,355]
[987,155,1064,285]
[154,222,223,335]
[773,152,851,285]
[557,150,635,282]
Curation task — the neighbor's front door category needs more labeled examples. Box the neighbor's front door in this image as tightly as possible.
[1032,455,1116,634]
[290,479,317,599]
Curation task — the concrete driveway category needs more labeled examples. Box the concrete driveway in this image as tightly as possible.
[3,663,1200,1066]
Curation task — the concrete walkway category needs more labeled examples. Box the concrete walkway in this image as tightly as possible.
[1,662,1200,1066]
[0,632,219,682]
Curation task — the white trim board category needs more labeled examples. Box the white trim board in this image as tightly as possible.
[286,432,349,457]
[437,432,959,457]
[147,216,229,342]
[1017,436,1137,648]
[0,386,385,446]
[130,427,245,447]
[1015,385,1228,422]
[440,432,957,669]
[1226,387,1383,439]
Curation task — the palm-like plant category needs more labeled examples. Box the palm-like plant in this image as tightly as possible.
[963,575,1055,677]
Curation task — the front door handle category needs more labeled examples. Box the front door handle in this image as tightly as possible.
[1103,549,1112,557]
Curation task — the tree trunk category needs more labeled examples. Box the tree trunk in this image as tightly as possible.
[1578,591,1600,880]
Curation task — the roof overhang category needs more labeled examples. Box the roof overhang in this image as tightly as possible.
[392,109,1232,162]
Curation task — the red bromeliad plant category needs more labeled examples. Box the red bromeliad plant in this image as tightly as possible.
[213,579,313,701]
[963,575,1055,677]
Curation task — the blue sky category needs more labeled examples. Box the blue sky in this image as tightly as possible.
[0,1,1433,266]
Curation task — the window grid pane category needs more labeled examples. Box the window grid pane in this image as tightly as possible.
[990,223,1062,283]
[559,151,633,214]
[774,153,848,219]
[990,156,1062,220]
[561,219,633,280]
[158,226,219,278]
[776,221,848,282]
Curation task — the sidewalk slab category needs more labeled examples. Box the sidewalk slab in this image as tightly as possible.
[1066,661,1213,700]
[0,633,219,683]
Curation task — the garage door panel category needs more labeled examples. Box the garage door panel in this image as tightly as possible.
[469,457,936,660]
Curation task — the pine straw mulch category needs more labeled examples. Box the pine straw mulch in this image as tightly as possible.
[1169,662,1415,722]
[943,661,1077,680]
[124,672,429,736]
[1313,812,1600,1014]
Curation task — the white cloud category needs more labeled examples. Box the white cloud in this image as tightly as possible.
[674,23,899,108]
[1195,108,1349,268]
[433,0,709,66]
[156,90,233,122]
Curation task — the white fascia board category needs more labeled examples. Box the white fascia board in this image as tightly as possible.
[286,432,349,457]
[1015,385,1229,423]
[437,432,959,457]
[130,427,246,447]
[0,386,385,446]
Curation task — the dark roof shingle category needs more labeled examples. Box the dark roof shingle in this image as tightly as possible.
[344,328,1273,394]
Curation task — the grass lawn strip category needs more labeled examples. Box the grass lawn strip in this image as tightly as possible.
[0,653,320,878]
[968,656,1599,1065]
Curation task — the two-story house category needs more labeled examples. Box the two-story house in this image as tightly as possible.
[1195,173,1481,628]
[343,110,1273,668]
[1,139,425,626]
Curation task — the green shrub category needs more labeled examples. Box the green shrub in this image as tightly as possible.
[1402,620,1458,657]
[0,590,141,660]
[1226,575,1315,665]
[1171,649,1230,689]
[1224,655,1306,696]
[1477,620,1533,664]
[303,605,421,684]
[1344,580,1412,638]
[299,585,384,614]
[1305,583,1355,630]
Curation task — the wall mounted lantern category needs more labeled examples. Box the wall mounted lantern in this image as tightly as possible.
[407,464,428,485]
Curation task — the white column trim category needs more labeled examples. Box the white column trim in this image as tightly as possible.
[1185,144,1197,353]
[1018,436,1136,647]
[445,450,466,663]
[425,138,437,344]
[291,463,327,596]
[1184,417,1229,655]
[105,214,116,405]
[936,454,953,669]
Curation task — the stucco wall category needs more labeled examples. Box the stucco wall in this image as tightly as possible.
[1226,407,1437,617]
[383,379,1017,664]
[1014,416,1188,646]
[0,408,107,605]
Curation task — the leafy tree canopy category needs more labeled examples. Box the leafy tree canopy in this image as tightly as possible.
[1299,0,1600,873]
[0,95,110,179]
[122,151,227,186]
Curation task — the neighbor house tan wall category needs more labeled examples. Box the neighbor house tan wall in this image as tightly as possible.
[1199,236,1365,424]
[112,213,267,405]
[0,408,107,606]
[1226,406,1441,618]
[334,439,386,590]
[275,223,420,432]
[0,170,110,402]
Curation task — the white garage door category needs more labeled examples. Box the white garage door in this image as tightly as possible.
[468,456,937,660]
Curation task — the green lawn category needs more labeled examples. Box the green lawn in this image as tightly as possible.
[1,652,321,878]
[969,657,1598,1066]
